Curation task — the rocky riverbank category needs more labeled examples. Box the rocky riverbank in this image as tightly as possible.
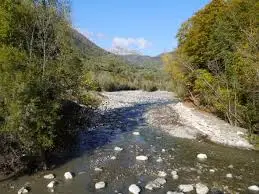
[1,90,258,194]
[100,90,253,149]
[145,101,253,149]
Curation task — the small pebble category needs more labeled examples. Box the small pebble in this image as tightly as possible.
[43,174,55,179]
[64,172,73,179]
[129,184,141,194]
[114,146,123,151]
[136,155,148,161]
[95,181,106,189]
[158,171,167,177]
[226,173,233,178]
[47,181,57,189]
[248,185,259,192]
[133,131,140,135]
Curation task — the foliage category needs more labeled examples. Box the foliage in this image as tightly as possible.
[0,0,98,173]
[165,0,259,139]
[81,54,171,92]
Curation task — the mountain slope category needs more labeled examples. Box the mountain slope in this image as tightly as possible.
[71,29,109,57]
[120,54,163,69]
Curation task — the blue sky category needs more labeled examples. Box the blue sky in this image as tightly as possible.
[71,0,210,56]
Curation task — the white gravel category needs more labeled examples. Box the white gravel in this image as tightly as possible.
[100,90,253,149]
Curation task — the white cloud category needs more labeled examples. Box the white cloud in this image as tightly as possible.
[110,37,152,55]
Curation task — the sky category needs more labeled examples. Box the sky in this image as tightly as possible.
[71,0,210,56]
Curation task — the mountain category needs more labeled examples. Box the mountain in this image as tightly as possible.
[120,54,164,69]
[71,29,165,70]
[71,29,109,57]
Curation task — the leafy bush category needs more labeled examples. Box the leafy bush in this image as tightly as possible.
[0,0,99,173]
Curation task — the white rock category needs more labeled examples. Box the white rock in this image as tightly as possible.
[145,182,160,191]
[64,172,73,179]
[248,185,259,192]
[226,173,233,178]
[111,156,116,160]
[43,174,55,179]
[228,164,234,169]
[129,184,141,194]
[209,169,215,173]
[94,167,103,172]
[155,177,166,185]
[172,174,179,180]
[178,184,194,192]
[156,157,163,162]
[171,170,178,176]
[196,183,209,194]
[95,181,106,189]
[145,178,166,191]
[237,131,244,136]
[47,181,57,189]
[162,149,166,152]
[158,171,167,177]
[18,187,29,194]
[114,146,123,151]
[136,155,148,161]
[197,153,207,161]
[133,131,140,135]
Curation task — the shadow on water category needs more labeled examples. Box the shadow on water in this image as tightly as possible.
[46,99,178,171]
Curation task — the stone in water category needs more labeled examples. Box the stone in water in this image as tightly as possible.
[43,174,55,179]
[197,153,207,161]
[136,155,148,161]
[248,185,259,192]
[64,172,73,179]
[129,184,141,194]
[133,131,140,135]
[226,173,233,178]
[94,167,103,172]
[18,187,29,194]
[95,181,106,189]
[47,181,57,189]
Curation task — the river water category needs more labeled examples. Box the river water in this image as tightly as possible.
[0,93,258,194]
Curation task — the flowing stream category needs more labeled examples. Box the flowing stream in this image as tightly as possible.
[0,91,258,194]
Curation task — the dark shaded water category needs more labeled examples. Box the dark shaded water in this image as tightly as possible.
[0,101,258,194]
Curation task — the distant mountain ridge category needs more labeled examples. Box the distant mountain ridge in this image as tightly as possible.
[119,54,163,69]
[72,29,164,69]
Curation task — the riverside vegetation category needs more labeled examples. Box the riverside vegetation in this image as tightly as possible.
[0,0,170,175]
[163,0,259,144]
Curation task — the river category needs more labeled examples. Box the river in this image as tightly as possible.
[1,91,258,194]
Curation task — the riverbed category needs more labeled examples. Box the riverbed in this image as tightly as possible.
[0,91,258,194]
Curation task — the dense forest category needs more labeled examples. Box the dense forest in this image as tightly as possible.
[163,0,258,143]
[0,0,169,174]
